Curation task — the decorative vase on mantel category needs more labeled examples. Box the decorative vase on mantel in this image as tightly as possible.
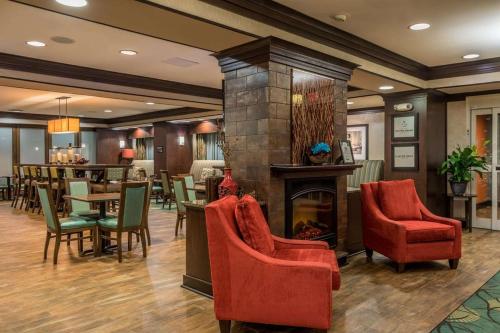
[218,168,238,198]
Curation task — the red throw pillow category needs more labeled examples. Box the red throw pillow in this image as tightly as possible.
[235,194,275,256]
[378,179,422,220]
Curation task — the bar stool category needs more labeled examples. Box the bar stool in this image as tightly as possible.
[19,166,32,210]
[34,167,50,214]
[11,165,21,208]
[26,165,40,212]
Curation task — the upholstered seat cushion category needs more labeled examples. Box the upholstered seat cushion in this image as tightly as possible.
[235,194,275,256]
[91,183,121,193]
[70,210,100,219]
[378,179,422,220]
[273,248,341,290]
[402,220,455,243]
[98,217,118,229]
[60,217,96,230]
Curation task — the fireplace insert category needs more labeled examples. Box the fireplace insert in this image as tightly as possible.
[285,177,337,247]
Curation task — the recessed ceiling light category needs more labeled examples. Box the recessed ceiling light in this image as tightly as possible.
[55,0,88,7]
[104,109,112,113]
[462,53,480,60]
[146,102,155,105]
[409,23,430,31]
[120,49,137,56]
[26,40,46,47]
[347,101,354,105]
[379,85,394,90]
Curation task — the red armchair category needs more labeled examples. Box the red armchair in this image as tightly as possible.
[361,179,462,273]
[205,195,340,332]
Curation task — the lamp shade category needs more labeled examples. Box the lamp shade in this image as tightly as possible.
[121,148,135,159]
[47,117,80,134]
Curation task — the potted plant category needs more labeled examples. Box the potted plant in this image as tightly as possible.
[438,144,488,196]
[308,142,331,165]
[216,120,237,197]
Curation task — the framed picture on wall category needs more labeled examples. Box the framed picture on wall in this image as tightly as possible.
[392,143,419,171]
[338,139,355,164]
[392,113,418,141]
[156,146,164,153]
[347,124,369,160]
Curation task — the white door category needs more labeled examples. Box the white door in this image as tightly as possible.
[470,108,500,230]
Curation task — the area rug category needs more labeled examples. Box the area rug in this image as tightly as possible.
[431,271,500,333]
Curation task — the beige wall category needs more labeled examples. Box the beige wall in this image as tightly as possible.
[447,100,468,154]
[347,112,385,160]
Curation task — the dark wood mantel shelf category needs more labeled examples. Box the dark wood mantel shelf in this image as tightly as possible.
[270,163,361,179]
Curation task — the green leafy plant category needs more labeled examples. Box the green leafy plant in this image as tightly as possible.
[438,145,488,183]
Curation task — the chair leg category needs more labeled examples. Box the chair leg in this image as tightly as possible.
[168,197,172,210]
[128,232,132,251]
[31,189,39,213]
[43,231,51,260]
[53,234,61,265]
[67,234,71,246]
[146,226,151,246]
[140,228,147,258]
[117,232,122,263]
[175,215,181,236]
[366,248,373,263]
[96,229,102,257]
[13,185,20,208]
[93,227,99,257]
[218,320,231,333]
[162,195,165,209]
[396,263,405,273]
[78,232,83,253]
[449,259,459,269]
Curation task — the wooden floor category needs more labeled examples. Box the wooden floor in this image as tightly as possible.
[0,201,499,333]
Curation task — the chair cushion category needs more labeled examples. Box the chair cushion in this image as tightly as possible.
[69,210,100,219]
[60,217,96,230]
[378,179,422,220]
[273,248,341,290]
[402,220,455,243]
[235,194,275,256]
[98,217,118,229]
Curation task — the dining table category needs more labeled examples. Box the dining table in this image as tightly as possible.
[64,192,121,254]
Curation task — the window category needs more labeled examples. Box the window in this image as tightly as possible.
[51,133,74,148]
[20,128,45,164]
[81,131,97,164]
[0,128,12,176]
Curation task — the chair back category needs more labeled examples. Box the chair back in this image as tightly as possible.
[13,165,19,177]
[65,178,92,213]
[65,167,75,178]
[118,182,148,229]
[105,167,125,182]
[172,176,188,213]
[0,177,8,188]
[22,166,30,179]
[160,170,172,194]
[182,175,196,201]
[29,166,38,180]
[49,167,59,180]
[37,183,60,232]
[40,167,49,179]
[347,160,384,188]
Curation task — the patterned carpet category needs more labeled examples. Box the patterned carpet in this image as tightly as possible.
[431,271,500,333]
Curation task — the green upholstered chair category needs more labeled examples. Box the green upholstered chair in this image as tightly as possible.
[97,181,149,262]
[160,170,175,209]
[128,178,153,247]
[65,178,100,218]
[172,176,190,236]
[91,167,126,193]
[37,183,97,264]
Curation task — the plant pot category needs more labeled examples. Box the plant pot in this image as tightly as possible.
[218,168,238,198]
[308,152,331,165]
[449,181,468,196]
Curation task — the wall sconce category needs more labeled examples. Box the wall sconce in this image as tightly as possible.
[178,136,185,146]
[119,140,126,149]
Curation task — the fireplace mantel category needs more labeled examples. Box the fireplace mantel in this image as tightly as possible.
[270,164,361,179]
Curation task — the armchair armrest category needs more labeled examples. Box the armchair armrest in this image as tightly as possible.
[272,235,329,250]
[419,205,461,227]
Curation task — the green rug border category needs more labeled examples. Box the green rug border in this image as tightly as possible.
[429,270,500,333]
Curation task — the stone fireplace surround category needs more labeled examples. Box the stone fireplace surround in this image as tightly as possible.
[214,37,359,252]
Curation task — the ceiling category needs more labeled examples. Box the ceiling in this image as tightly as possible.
[0,85,179,119]
[276,0,500,66]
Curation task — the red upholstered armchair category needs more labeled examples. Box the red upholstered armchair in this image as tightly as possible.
[361,179,462,273]
[205,195,340,333]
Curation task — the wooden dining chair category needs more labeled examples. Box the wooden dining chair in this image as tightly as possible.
[128,177,153,247]
[37,183,98,264]
[34,167,50,214]
[97,181,149,262]
[160,170,175,209]
[19,166,31,210]
[26,166,39,212]
[172,176,192,236]
[64,167,75,179]
[49,166,65,212]
[65,178,100,218]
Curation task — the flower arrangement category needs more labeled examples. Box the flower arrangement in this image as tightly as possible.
[308,142,332,165]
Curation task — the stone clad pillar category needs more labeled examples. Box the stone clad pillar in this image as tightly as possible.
[214,37,357,248]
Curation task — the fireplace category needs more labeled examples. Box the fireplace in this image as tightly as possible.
[285,177,337,246]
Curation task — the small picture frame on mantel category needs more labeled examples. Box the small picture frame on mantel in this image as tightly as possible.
[338,139,355,164]
[392,113,419,141]
[392,143,419,171]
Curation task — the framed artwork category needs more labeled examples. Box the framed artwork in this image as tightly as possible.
[392,143,419,171]
[347,124,369,160]
[339,139,355,164]
[156,146,164,153]
[392,113,419,141]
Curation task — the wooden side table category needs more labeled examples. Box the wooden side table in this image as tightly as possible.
[447,194,476,233]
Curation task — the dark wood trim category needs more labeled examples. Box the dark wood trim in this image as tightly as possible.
[12,127,19,165]
[429,57,500,80]
[0,111,106,124]
[0,52,222,99]
[214,36,357,81]
[445,89,500,102]
[347,106,384,115]
[201,0,427,79]
[44,128,49,163]
[109,107,216,124]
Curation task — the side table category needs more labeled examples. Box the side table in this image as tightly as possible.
[447,193,476,233]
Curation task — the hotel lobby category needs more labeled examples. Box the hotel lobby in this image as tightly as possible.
[0,1,499,332]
